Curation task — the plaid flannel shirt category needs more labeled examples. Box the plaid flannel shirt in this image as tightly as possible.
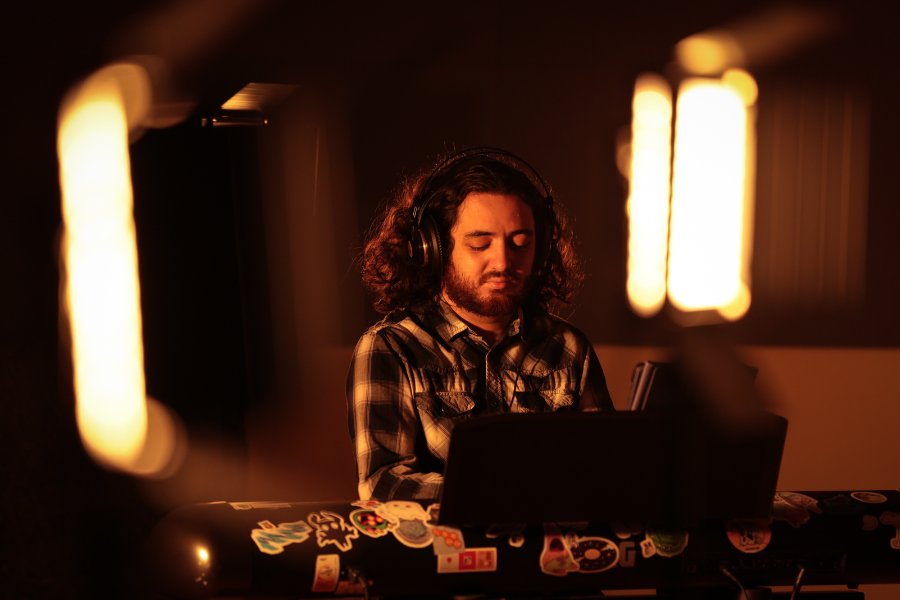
[346,299,614,501]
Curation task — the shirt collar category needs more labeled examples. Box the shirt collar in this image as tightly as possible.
[433,298,525,343]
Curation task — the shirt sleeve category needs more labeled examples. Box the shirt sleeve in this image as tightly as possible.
[346,327,444,501]
[577,344,616,412]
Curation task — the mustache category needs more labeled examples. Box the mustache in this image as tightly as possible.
[479,271,518,285]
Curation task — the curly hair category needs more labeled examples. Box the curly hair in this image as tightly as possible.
[360,155,583,314]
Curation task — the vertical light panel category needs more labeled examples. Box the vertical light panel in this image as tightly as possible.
[626,74,673,317]
[668,74,756,321]
[58,67,149,470]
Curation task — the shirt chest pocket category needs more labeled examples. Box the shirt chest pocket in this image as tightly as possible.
[513,366,578,413]
[413,391,476,463]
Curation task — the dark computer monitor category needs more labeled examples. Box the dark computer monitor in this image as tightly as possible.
[438,410,786,525]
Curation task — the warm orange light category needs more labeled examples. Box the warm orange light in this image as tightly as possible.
[676,31,745,76]
[668,75,756,322]
[58,63,181,475]
[626,74,673,318]
[198,548,209,562]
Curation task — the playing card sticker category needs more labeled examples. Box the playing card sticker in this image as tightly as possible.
[852,492,888,504]
[308,511,360,552]
[437,548,497,573]
[726,519,772,553]
[251,520,312,555]
[311,554,339,592]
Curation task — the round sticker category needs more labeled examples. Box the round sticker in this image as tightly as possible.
[851,492,888,504]
[567,536,619,572]
[726,519,771,553]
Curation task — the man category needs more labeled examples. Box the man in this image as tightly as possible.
[347,149,614,501]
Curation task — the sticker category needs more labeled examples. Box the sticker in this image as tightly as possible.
[772,493,818,528]
[640,536,656,558]
[618,541,637,567]
[852,492,888,504]
[540,523,578,576]
[230,501,291,510]
[377,501,433,548]
[610,521,643,540]
[879,512,900,550]
[251,520,312,555]
[336,580,366,594]
[437,548,497,573]
[778,492,822,513]
[257,520,276,530]
[726,519,772,553]
[349,509,393,538]
[822,494,865,515]
[311,554,339,592]
[393,518,434,548]
[863,515,879,531]
[565,533,619,573]
[308,511,360,552]
[486,523,526,548]
[646,524,688,557]
[432,526,465,555]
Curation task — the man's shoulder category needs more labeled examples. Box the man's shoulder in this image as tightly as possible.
[354,306,440,353]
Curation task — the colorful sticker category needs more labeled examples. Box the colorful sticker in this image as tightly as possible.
[377,501,434,548]
[486,523,526,548]
[565,533,619,572]
[308,511,360,552]
[879,512,900,550]
[251,520,312,555]
[432,526,465,555]
[822,494,865,515]
[772,493,820,528]
[349,509,393,538]
[778,493,822,513]
[311,554,339,592]
[645,524,688,557]
[863,515,879,531]
[437,548,497,573]
[231,502,252,510]
[852,492,888,504]
[640,536,656,558]
[540,523,578,576]
[726,519,772,553]
[610,521,643,540]
[618,541,637,567]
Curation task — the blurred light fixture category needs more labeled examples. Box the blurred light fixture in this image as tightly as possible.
[668,74,756,322]
[625,74,673,318]
[58,62,184,476]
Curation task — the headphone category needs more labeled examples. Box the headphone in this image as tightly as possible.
[407,147,558,289]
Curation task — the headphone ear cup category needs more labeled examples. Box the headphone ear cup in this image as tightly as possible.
[420,213,444,283]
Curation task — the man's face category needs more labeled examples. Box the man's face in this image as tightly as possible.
[442,192,536,317]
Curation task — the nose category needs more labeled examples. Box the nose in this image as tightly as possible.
[487,240,511,273]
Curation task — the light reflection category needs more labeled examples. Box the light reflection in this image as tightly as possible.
[668,75,756,322]
[58,63,182,475]
[626,74,673,318]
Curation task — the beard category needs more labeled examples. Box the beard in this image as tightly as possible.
[442,262,531,317]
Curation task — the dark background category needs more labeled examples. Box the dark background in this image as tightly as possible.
[2,1,899,597]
